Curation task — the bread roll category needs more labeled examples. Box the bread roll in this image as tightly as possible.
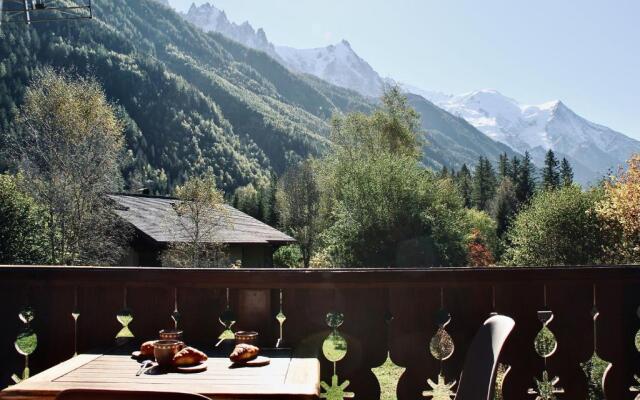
[172,346,208,366]
[229,343,259,363]
[139,340,157,357]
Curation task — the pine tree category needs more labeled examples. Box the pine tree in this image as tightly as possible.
[457,164,473,208]
[497,153,511,182]
[472,157,497,211]
[516,151,536,205]
[490,177,518,238]
[542,149,560,189]
[510,156,521,183]
[439,165,450,179]
[560,158,573,187]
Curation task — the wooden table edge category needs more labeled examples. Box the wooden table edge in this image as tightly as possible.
[1,353,321,399]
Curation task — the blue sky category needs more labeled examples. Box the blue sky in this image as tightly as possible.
[170,0,640,139]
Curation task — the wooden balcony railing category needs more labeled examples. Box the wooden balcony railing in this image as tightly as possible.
[1,265,639,399]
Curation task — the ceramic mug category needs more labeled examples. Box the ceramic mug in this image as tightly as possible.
[153,339,184,367]
[234,331,259,345]
[159,329,183,341]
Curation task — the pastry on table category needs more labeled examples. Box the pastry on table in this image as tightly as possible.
[139,340,157,357]
[172,346,208,366]
[229,343,260,363]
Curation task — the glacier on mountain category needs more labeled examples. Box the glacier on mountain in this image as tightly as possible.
[275,40,384,98]
[426,89,640,184]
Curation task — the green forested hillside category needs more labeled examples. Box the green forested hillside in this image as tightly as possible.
[0,0,519,194]
[0,0,370,192]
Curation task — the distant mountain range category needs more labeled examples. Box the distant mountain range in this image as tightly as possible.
[180,2,515,170]
[418,89,640,184]
[179,2,639,184]
[182,2,385,98]
[180,2,506,168]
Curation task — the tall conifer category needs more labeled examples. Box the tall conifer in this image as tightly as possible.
[472,157,497,211]
[560,158,574,187]
[457,164,473,208]
[497,152,511,182]
[542,149,560,189]
[516,151,536,205]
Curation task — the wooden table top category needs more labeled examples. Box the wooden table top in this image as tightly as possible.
[0,350,320,400]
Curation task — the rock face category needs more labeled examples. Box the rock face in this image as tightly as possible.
[423,89,640,184]
[182,3,384,97]
[182,3,280,60]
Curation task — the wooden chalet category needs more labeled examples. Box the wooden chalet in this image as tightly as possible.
[109,194,295,267]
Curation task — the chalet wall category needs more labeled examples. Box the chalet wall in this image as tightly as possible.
[120,242,276,268]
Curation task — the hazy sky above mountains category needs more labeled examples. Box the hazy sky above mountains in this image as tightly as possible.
[170,0,639,139]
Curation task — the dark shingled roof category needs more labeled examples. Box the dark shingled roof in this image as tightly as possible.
[109,194,295,245]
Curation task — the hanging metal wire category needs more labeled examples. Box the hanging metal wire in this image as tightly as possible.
[1,0,92,25]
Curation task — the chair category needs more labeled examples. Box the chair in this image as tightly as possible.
[55,389,211,400]
[454,314,515,400]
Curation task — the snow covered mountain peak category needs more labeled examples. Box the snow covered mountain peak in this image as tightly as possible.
[427,89,640,183]
[321,39,353,55]
[275,40,384,97]
[535,99,562,110]
[450,90,521,118]
[181,3,384,98]
[462,88,507,98]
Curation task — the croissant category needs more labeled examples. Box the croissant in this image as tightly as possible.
[172,346,208,366]
[229,343,259,363]
[139,340,157,357]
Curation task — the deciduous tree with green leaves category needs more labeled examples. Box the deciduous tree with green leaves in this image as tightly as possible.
[275,160,321,269]
[13,68,129,265]
[596,154,640,262]
[232,183,261,219]
[319,88,468,267]
[0,174,47,264]
[161,173,230,268]
[504,185,609,266]
[465,208,498,260]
